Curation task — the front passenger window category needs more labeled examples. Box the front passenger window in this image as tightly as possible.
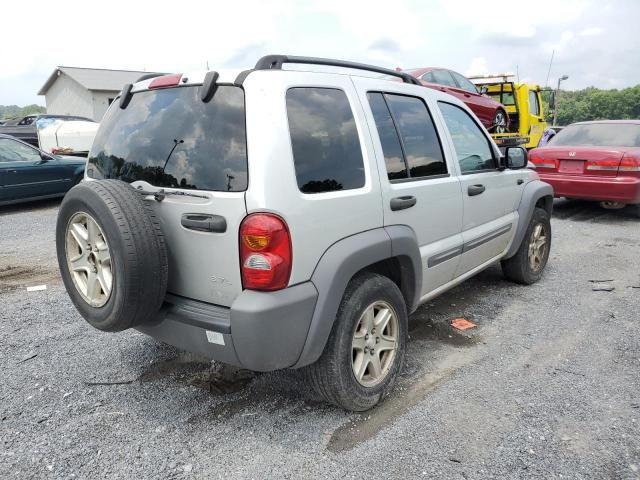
[0,138,42,162]
[438,102,496,173]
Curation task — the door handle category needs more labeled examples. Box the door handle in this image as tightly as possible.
[467,184,486,196]
[517,179,524,185]
[181,213,226,233]
[390,195,417,211]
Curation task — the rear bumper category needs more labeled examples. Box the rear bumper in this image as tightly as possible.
[537,173,640,204]
[136,283,318,372]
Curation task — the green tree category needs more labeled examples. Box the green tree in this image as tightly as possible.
[554,85,640,125]
[0,104,46,120]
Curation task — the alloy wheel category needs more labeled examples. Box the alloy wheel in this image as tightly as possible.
[528,223,548,272]
[65,212,113,307]
[351,301,399,387]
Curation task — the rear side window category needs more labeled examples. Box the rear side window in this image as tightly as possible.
[286,88,365,194]
[368,92,447,181]
[421,71,436,83]
[87,85,247,192]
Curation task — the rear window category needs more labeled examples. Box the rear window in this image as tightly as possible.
[549,123,640,148]
[87,85,247,192]
[286,87,365,194]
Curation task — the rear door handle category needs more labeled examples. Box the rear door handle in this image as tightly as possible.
[181,213,226,233]
[467,184,486,196]
[390,195,417,211]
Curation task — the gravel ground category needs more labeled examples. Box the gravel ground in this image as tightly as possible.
[1,198,639,479]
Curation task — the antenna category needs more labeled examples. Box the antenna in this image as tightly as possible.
[516,64,520,83]
[206,60,210,70]
[545,50,555,87]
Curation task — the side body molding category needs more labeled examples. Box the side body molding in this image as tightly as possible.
[293,226,421,368]
[504,179,554,259]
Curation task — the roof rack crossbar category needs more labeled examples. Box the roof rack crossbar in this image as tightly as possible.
[254,55,421,85]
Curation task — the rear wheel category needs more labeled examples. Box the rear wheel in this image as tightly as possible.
[492,109,508,134]
[502,207,551,284]
[305,273,407,411]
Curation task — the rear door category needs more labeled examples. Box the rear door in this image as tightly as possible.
[437,101,522,276]
[354,77,464,296]
[85,84,249,307]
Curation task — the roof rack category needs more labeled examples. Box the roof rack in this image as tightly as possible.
[254,55,421,85]
[467,72,515,82]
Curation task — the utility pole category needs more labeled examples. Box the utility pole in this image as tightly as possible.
[554,75,569,126]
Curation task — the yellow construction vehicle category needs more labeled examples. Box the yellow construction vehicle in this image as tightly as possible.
[468,73,555,149]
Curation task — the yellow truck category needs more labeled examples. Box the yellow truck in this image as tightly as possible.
[468,73,554,149]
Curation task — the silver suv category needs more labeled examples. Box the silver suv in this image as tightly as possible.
[56,55,553,411]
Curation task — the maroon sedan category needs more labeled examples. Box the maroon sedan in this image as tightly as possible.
[405,67,509,133]
[530,120,640,216]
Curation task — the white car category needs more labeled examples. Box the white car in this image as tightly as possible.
[56,55,553,411]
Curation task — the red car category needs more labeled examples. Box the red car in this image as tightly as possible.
[530,120,640,216]
[405,67,509,133]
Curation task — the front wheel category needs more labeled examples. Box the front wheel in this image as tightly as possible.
[304,273,408,411]
[501,207,551,284]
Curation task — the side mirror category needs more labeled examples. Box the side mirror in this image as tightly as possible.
[504,146,528,169]
[479,85,488,94]
[39,152,53,162]
[548,91,556,109]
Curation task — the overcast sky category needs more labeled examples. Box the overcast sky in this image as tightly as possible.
[2,0,638,106]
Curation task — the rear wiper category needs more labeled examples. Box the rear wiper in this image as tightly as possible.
[135,187,208,202]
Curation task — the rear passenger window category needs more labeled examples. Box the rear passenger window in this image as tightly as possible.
[286,88,365,194]
[368,92,447,181]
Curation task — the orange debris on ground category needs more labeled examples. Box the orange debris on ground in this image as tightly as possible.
[450,318,477,331]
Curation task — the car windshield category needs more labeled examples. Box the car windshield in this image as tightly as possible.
[549,123,640,147]
[86,85,248,192]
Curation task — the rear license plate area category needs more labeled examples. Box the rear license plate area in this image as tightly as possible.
[558,160,584,174]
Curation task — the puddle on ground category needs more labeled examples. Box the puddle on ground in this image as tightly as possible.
[138,352,256,395]
[0,264,61,292]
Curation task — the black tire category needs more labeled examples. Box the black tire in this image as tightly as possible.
[304,273,408,411]
[56,180,168,332]
[501,207,551,284]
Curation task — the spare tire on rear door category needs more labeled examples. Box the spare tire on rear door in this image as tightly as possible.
[56,179,168,332]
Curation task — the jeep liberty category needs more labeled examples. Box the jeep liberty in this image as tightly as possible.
[56,55,553,411]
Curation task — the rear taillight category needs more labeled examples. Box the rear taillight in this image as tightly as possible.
[619,154,640,174]
[148,74,182,89]
[585,159,620,171]
[529,153,557,169]
[239,213,292,291]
